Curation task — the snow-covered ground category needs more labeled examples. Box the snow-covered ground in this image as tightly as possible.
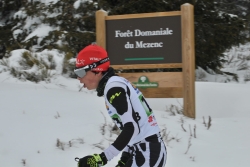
[1,44,250,167]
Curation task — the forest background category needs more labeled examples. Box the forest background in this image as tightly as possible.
[0,0,249,82]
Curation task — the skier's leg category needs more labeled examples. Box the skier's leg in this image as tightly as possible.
[125,134,167,167]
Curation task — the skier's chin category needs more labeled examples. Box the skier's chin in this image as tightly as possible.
[85,86,95,90]
[84,85,91,90]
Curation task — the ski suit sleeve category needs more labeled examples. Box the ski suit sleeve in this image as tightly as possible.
[103,82,140,161]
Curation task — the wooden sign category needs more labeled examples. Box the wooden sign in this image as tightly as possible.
[96,3,195,118]
[106,15,182,65]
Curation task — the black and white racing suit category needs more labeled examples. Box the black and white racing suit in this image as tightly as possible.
[103,76,167,167]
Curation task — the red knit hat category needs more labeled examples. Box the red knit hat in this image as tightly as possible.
[76,44,110,71]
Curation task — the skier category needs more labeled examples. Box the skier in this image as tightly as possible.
[74,44,167,167]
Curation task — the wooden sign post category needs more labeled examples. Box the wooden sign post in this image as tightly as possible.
[96,3,195,118]
[181,4,196,118]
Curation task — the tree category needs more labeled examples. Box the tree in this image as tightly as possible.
[100,0,249,72]
[0,0,248,72]
[0,0,97,57]
[215,0,250,38]
[0,0,24,56]
[194,0,247,71]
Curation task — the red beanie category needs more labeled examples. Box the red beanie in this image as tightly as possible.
[76,44,110,71]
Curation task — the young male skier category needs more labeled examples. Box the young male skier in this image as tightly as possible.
[74,44,167,167]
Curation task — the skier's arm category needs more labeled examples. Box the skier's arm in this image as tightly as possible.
[104,83,140,161]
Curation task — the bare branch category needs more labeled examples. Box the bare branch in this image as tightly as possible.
[21,159,26,166]
[193,124,196,138]
[93,140,105,150]
[189,124,192,137]
[79,85,84,92]
[181,124,186,132]
[99,110,107,135]
[207,116,212,130]
[190,156,195,161]
[168,104,176,116]
[68,140,72,147]
[203,116,207,127]
[179,117,184,124]
[184,136,192,154]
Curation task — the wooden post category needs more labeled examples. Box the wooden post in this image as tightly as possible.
[181,4,196,118]
[96,10,107,49]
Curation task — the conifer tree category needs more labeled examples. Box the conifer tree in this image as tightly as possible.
[215,0,250,38]
[0,0,248,73]
[0,0,97,56]
[0,0,24,55]
[100,0,248,72]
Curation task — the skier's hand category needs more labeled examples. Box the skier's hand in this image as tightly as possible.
[115,151,130,167]
[76,152,107,167]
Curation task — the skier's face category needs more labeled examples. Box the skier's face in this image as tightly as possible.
[77,70,102,90]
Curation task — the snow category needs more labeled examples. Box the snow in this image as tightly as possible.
[13,10,27,20]
[196,82,250,118]
[221,44,250,83]
[33,0,60,5]
[8,49,28,68]
[74,0,82,9]
[1,46,250,167]
[13,29,24,40]
[24,24,58,42]
[5,49,65,80]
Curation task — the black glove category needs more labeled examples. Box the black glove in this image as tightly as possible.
[115,151,130,167]
[76,152,107,167]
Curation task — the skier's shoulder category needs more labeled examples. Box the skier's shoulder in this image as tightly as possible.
[106,75,129,86]
[104,76,130,91]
